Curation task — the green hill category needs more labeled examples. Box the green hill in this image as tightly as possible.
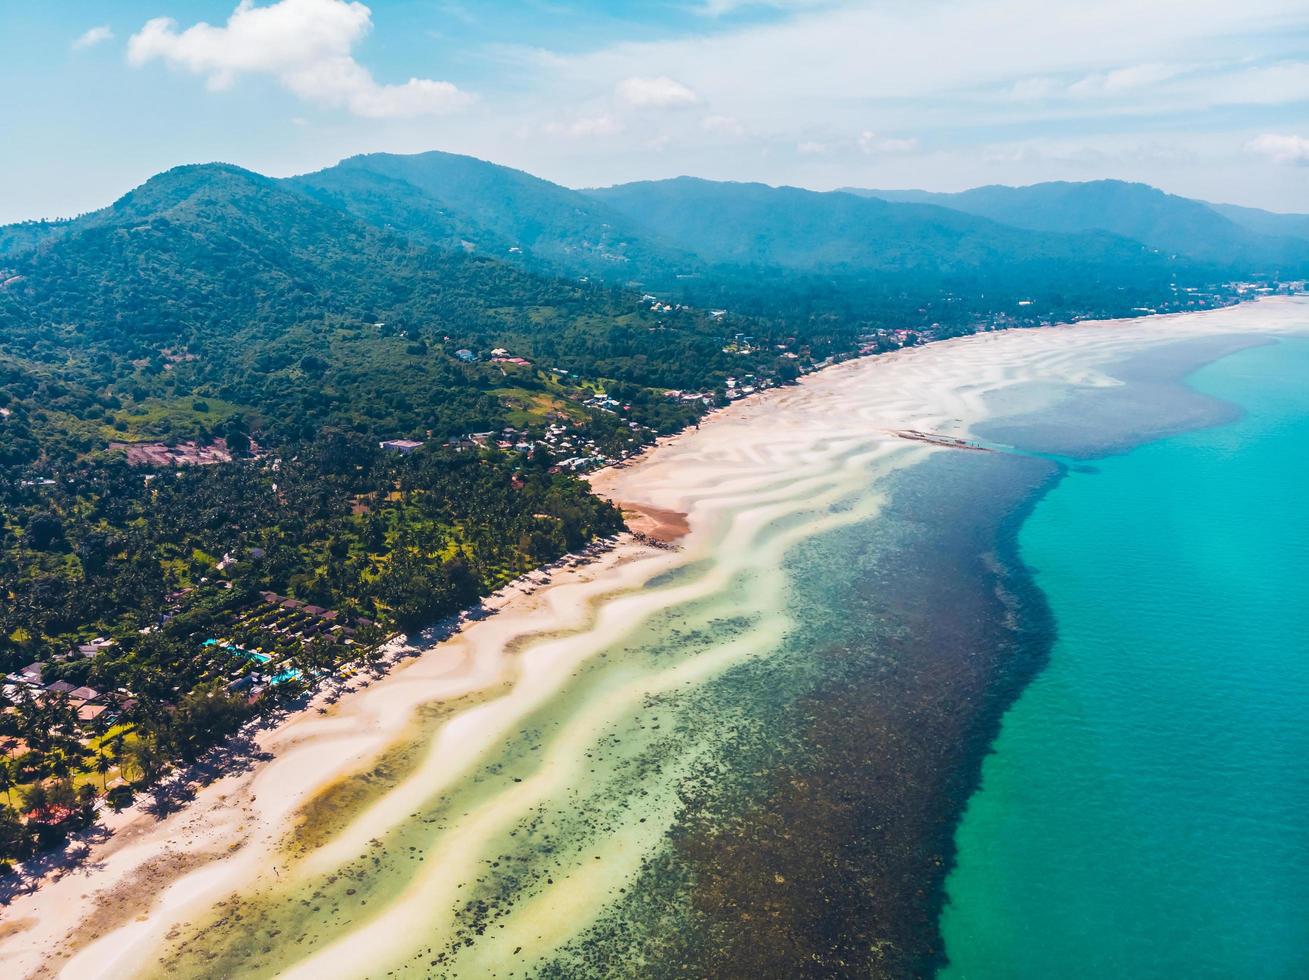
[289,151,701,283]
[0,161,776,462]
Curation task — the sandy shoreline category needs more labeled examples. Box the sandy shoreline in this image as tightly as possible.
[2,296,1306,978]
[0,539,684,978]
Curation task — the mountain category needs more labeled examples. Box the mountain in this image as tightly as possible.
[586,177,1167,278]
[1205,201,1309,243]
[1,154,1248,465]
[581,177,1197,323]
[843,180,1309,274]
[0,161,778,460]
[288,151,700,283]
[289,154,1192,311]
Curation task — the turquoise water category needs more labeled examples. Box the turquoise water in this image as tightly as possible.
[942,338,1309,978]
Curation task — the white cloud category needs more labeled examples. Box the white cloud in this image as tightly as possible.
[545,114,624,138]
[1066,63,1182,97]
[858,131,918,154]
[696,0,829,17]
[796,140,828,155]
[72,25,114,51]
[127,0,470,118]
[1008,63,1187,103]
[615,75,699,108]
[701,113,745,136]
[541,0,1309,135]
[1247,133,1309,165]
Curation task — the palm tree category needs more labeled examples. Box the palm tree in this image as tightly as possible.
[108,728,128,764]
[94,751,113,791]
[0,758,15,805]
[130,739,162,787]
[45,748,72,784]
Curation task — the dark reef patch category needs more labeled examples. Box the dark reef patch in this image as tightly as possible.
[540,448,1062,979]
[663,451,1060,978]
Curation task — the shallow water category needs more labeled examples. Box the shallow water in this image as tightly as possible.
[120,306,1309,979]
[942,337,1309,978]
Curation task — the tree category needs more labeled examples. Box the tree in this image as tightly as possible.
[94,750,113,791]
[0,758,14,805]
[44,748,73,784]
[24,512,66,551]
[129,738,163,787]
[0,804,28,863]
[47,778,76,809]
[106,784,134,813]
[21,781,48,813]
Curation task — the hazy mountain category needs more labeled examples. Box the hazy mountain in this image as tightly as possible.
[290,154,1191,307]
[1205,201,1309,243]
[844,180,1309,273]
[586,177,1169,279]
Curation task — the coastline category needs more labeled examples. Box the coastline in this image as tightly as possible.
[2,296,1306,978]
[1,539,685,978]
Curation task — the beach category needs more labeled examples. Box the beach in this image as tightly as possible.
[2,297,1306,979]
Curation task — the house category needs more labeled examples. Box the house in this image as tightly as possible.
[491,347,509,357]
[15,662,45,686]
[379,439,424,454]
[455,349,477,362]
[76,638,115,659]
[77,704,108,723]
[68,686,100,703]
[45,680,78,696]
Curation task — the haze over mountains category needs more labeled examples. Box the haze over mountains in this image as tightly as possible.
[845,180,1309,274]
[8,152,1305,319]
[289,152,1297,302]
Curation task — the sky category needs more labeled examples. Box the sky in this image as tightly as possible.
[2,0,1309,224]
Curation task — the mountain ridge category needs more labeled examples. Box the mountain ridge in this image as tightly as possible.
[842,179,1309,273]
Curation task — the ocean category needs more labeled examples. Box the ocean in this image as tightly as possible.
[127,311,1309,979]
[942,336,1309,978]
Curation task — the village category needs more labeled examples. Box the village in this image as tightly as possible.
[0,580,389,851]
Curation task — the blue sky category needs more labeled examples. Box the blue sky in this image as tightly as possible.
[3,0,1309,223]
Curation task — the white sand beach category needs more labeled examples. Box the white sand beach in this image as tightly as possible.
[2,297,1305,979]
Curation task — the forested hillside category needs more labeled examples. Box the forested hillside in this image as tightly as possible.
[289,152,1231,325]
[291,151,701,283]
